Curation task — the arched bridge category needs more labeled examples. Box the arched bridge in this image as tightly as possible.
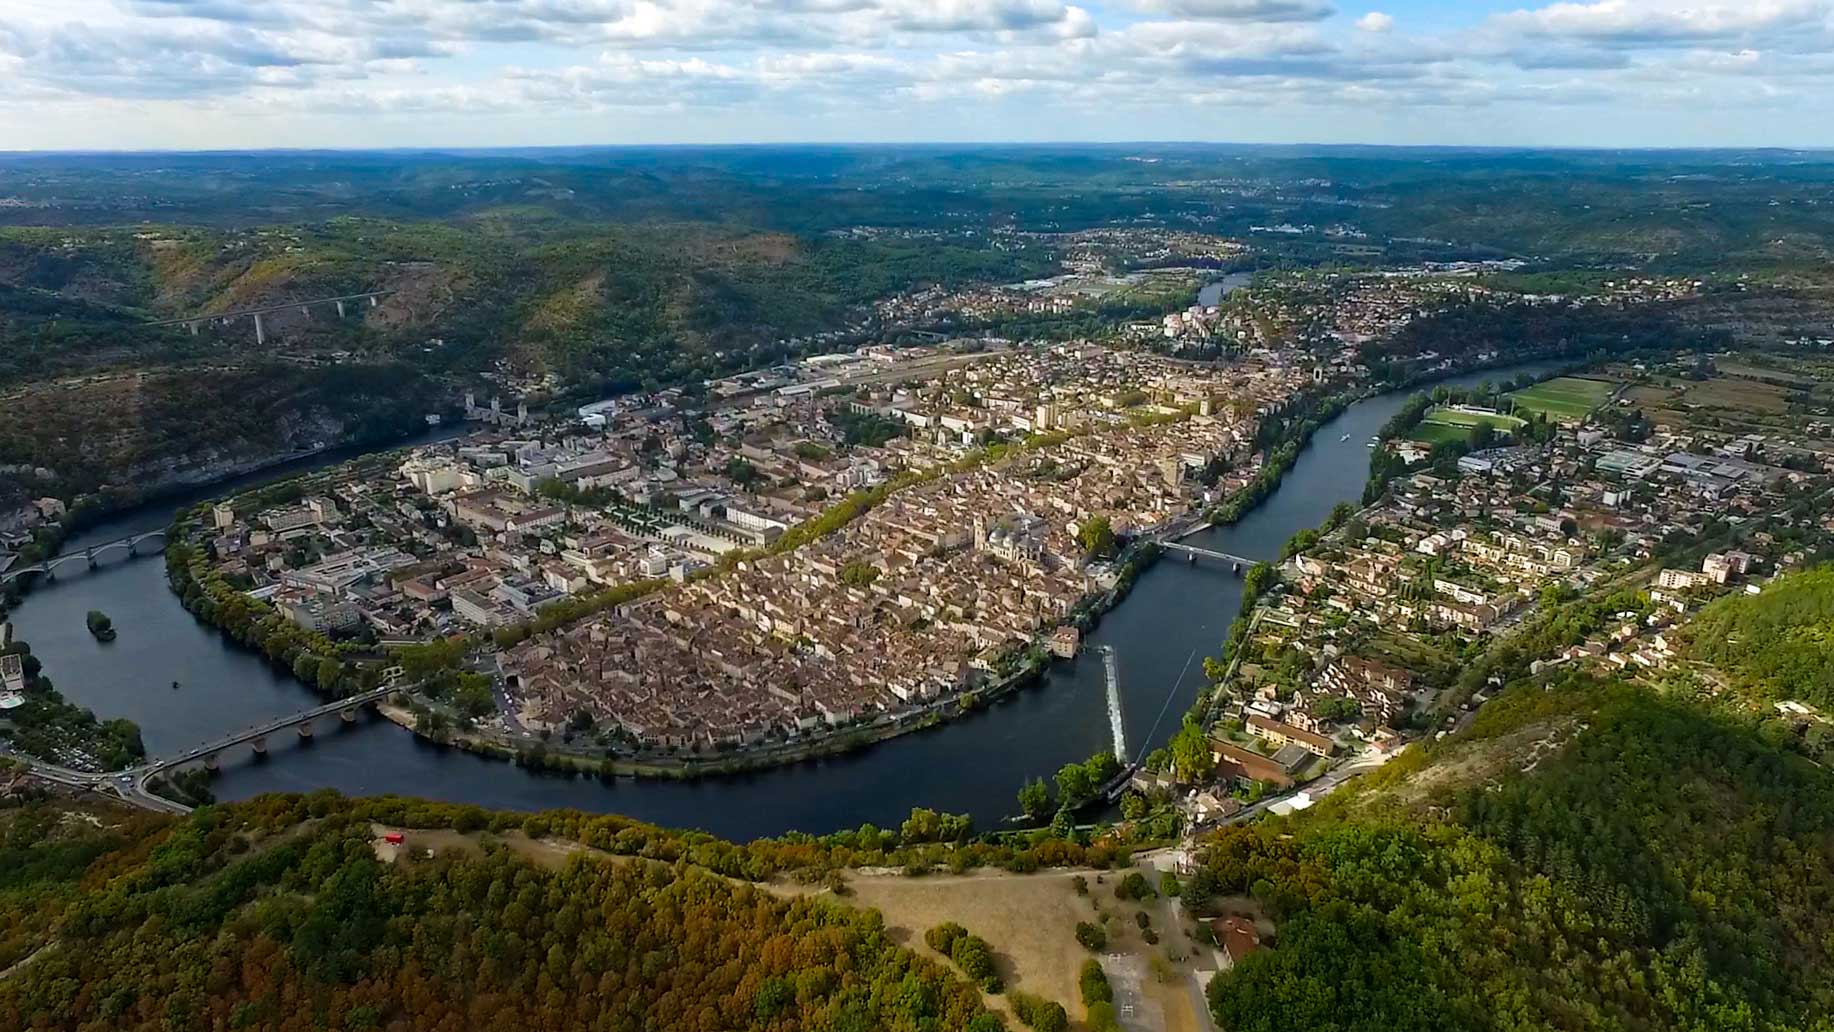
[139,683,401,780]
[1,530,168,585]
[127,685,403,806]
[18,683,408,814]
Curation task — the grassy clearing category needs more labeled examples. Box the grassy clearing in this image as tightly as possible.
[1508,376,1615,421]
[776,864,1222,1032]
[1681,376,1791,413]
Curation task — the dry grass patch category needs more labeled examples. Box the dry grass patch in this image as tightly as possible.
[777,865,1226,1032]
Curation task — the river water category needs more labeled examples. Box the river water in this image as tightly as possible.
[1197,272,1253,307]
[6,339,1557,841]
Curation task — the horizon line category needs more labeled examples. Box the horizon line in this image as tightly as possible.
[4,140,1834,159]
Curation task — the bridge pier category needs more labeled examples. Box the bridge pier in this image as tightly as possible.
[298,721,314,741]
[253,312,266,346]
[203,752,220,772]
[251,736,267,757]
[335,300,346,318]
[188,321,200,336]
[340,707,357,724]
[85,547,97,570]
[368,295,378,307]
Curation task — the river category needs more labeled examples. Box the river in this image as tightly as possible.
[1197,272,1253,307]
[5,355,1560,842]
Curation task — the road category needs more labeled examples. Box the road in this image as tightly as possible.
[5,749,193,814]
[1184,746,1400,834]
[8,682,402,816]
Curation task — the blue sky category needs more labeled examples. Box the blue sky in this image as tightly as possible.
[3,0,1832,150]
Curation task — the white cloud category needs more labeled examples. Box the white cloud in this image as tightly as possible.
[1492,0,1831,45]
[1130,0,1335,21]
[3,0,1834,145]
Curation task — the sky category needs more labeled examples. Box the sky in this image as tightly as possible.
[2,0,1833,150]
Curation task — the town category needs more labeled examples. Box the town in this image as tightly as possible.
[167,257,1831,803]
[1138,352,1834,828]
[191,341,1317,763]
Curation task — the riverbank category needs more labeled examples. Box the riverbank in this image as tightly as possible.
[372,542,1169,782]
[2,421,464,612]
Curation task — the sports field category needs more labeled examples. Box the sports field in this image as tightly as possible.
[1508,376,1616,421]
[1415,405,1523,444]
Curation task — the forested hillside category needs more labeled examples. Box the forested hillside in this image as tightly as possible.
[0,215,1050,501]
[1199,674,1834,1032]
[0,800,1005,1032]
[4,664,1834,1030]
[1685,566,1834,708]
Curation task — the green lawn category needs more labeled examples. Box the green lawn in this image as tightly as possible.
[1422,405,1525,430]
[1414,405,1524,445]
[1509,376,1616,421]
[1412,422,1475,445]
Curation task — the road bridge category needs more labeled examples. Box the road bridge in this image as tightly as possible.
[137,683,400,781]
[1156,540,1257,570]
[0,530,168,585]
[13,683,403,814]
[149,290,392,345]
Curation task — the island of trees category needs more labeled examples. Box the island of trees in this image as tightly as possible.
[83,610,114,642]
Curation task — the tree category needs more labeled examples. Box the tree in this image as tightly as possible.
[1012,993,1069,1032]
[1116,871,1155,901]
[1077,515,1117,557]
[1075,921,1107,951]
[926,922,968,955]
[1079,959,1114,1006]
[1055,762,1097,805]
[1310,696,1360,722]
[1119,792,1149,821]
[1018,778,1052,821]
[316,657,346,695]
[951,934,997,984]
[1170,717,1216,782]
[724,456,763,487]
[901,807,944,843]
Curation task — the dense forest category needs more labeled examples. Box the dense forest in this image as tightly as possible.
[1199,674,1834,1032]
[1360,297,1733,377]
[0,801,1007,1032]
[8,649,1834,1029]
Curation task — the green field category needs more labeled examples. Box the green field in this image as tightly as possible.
[1508,376,1616,421]
[1413,422,1479,445]
[1415,405,1524,445]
